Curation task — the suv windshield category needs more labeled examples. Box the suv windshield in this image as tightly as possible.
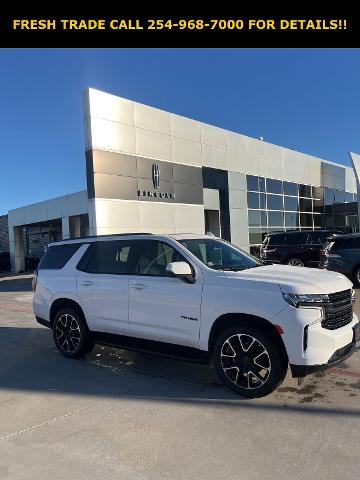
[179,238,262,271]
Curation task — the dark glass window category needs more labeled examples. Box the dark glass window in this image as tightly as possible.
[285,212,299,228]
[180,238,260,270]
[267,194,283,210]
[300,213,313,228]
[267,234,285,246]
[313,198,324,214]
[348,215,359,227]
[248,210,261,227]
[334,190,345,204]
[247,175,259,191]
[284,196,298,211]
[299,184,312,198]
[286,232,307,245]
[324,188,334,205]
[259,193,266,209]
[266,178,282,194]
[90,241,136,275]
[309,231,330,244]
[299,198,313,212]
[268,211,284,227]
[258,177,265,192]
[334,215,346,228]
[312,186,323,200]
[83,240,185,276]
[345,192,354,203]
[341,237,360,249]
[283,181,298,196]
[38,243,82,270]
[247,192,259,209]
[325,215,335,229]
[135,240,186,276]
[313,214,324,228]
[260,211,267,227]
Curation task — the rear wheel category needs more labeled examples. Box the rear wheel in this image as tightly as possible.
[287,258,304,267]
[53,308,95,358]
[213,325,288,398]
[353,266,360,287]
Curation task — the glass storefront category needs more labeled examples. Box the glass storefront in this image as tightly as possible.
[246,175,359,246]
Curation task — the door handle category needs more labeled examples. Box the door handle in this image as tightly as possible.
[81,280,93,286]
[131,283,147,290]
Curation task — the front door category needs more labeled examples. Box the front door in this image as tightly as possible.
[128,239,203,348]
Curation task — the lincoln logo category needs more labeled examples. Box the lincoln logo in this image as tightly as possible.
[138,163,175,200]
[152,163,160,189]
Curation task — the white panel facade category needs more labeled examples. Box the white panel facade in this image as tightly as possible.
[85,88,358,191]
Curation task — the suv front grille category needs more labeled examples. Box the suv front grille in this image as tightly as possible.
[322,289,353,330]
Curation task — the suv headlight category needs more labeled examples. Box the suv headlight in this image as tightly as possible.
[282,293,329,308]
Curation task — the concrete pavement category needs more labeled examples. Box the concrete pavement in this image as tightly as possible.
[0,274,359,479]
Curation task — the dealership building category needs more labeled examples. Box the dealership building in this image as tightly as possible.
[5,88,360,272]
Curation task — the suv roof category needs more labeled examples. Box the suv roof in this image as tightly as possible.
[328,232,360,241]
[266,229,338,237]
[48,233,215,248]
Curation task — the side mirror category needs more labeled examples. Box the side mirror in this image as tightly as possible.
[165,261,194,283]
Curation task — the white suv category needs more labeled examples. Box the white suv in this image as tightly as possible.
[33,233,360,398]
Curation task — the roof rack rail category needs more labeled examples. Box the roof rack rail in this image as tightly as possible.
[51,232,154,243]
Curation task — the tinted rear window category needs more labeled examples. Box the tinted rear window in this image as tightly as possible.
[38,244,82,270]
[266,234,285,246]
[285,232,308,245]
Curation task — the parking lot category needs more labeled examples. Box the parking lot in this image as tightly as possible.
[0,274,359,480]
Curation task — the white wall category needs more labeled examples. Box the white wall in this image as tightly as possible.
[88,198,205,237]
[84,88,357,192]
[8,191,88,272]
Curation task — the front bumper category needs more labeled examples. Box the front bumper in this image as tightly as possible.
[290,322,359,377]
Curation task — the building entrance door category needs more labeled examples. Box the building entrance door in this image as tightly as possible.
[204,209,221,237]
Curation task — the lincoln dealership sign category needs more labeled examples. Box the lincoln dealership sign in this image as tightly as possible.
[138,163,176,199]
[86,150,203,205]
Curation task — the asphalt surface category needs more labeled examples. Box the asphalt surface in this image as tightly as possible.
[0,273,359,480]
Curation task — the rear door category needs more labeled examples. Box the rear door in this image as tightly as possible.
[303,231,323,264]
[284,232,307,262]
[128,239,203,348]
[77,240,135,335]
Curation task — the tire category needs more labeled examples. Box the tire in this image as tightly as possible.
[353,266,360,287]
[286,258,304,267]
[213,325,288,398]
[52,307,95,359]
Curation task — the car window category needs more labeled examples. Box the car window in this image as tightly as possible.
[285,232,307,245]
[267,234,285,246]
[85,241,137,275]
[307,232,329,245]
[38,243,82,270]
[340,238,360,250]
[133,240,187,276]
[79,240,187,276]
[179,238,261,271]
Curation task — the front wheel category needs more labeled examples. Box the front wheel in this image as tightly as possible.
[213,325,288,398]
[53,308,95,359]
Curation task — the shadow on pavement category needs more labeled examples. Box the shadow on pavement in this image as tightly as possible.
[0,276,32,293]
[1,325,360,418]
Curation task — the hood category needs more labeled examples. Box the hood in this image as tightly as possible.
[223,264,352,294]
